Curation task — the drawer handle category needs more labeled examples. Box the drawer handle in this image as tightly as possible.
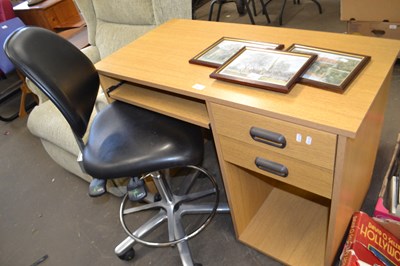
[255,157,288,177]
[250,127,286,148]
[371,29,385,37]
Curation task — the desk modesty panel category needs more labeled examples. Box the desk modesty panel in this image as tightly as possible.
[95,19,400,265]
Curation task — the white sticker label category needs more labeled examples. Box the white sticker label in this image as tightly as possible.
[306,136,312,145]
[192,84,205,90]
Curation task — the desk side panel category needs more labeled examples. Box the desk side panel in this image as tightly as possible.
[99,75,117,103]
[326,68,392,264]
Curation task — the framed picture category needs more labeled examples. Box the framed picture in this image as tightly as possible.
[189,37,284,68]
[209,47,316,93]
[287,44,371,92]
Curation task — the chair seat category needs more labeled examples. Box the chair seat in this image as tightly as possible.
[83,101,204,179]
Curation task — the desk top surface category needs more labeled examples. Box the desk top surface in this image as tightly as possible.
[96,19,400,138]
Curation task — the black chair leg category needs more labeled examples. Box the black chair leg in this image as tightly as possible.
[244,0,255,24]
[208,0,218,21]
[263,0,321,26]
[208,0,224,22]
[260,0,272,24]
[209,0,255,24]
[0,113,18,122]
[311,0,322,13]
[296,0,322,13]
[0,89,21,122]
[250,0,257,15]
[0,99,37,122]
[216,1,224,21]
[279,0,287,26]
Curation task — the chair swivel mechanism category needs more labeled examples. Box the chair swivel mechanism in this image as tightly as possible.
[5,26,229,265]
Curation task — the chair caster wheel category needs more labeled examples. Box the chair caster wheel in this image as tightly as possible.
[154,192,162,202]
[194,263,202,266]
[117,247,135,261]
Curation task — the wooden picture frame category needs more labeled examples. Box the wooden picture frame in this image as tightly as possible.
[189,37,284,68]
[287,44,371,92]
[210,47,316,93]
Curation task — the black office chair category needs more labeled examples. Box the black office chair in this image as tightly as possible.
[5,26,229,265]
[261,0,322,25]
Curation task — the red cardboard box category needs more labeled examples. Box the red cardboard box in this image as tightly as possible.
[340,212,400,266]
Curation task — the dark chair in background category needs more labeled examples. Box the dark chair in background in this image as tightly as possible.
[261,0,322,25]
[208,0,262,25]
[5,26,229,265]
[192,0,209,18]
[294,0,322,12]
[0,16,35,121]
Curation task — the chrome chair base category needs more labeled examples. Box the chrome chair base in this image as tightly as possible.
[115,166,230,266]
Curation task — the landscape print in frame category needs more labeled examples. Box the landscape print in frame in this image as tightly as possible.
[287,44,371,92]
[209,47,316,93]
[189,37,284,68]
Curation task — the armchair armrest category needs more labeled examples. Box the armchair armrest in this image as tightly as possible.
[26,78,48,104]
[81,45,101,64]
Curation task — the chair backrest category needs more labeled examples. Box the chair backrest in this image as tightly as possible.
[0,17,24,75]
[74,0,192,59]
[4,27,100,139]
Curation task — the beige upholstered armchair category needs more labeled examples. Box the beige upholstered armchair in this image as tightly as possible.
[26,0,192,195]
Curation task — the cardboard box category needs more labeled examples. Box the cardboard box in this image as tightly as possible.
[374,217,400,240]
[340,212,400,266]
[347,21,400,40]
[341,0,400,22]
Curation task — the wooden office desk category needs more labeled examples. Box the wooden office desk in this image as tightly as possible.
[95,19,400,265]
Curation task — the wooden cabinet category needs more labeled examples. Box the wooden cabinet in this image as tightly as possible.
[13,0,84,31]
[211,103,336,198]
[209,102,334,264]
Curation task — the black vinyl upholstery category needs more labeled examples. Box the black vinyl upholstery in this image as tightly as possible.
[4,26,204,180]
[4,27,99,138]
[83,101,203,179]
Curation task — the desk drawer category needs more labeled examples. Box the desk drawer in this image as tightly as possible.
[210,103,336,170]
[220,135,333,198]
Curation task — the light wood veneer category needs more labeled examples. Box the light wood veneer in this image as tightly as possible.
[96,19,400,265]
